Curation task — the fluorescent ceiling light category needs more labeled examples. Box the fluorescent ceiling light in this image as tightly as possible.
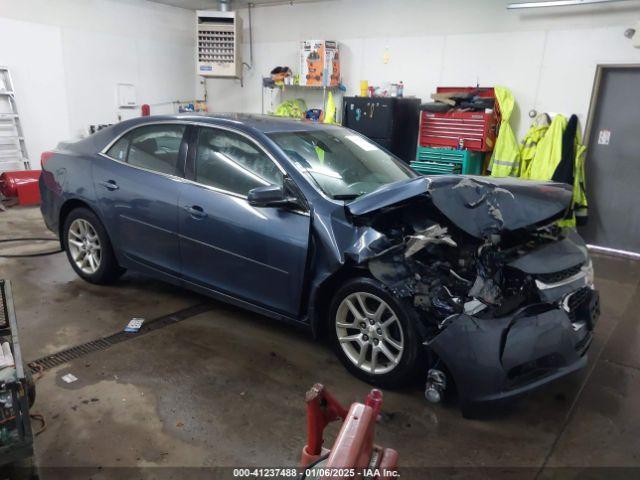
[508,0,627,9]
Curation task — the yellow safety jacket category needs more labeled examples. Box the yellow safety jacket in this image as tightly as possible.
[528,114,567,181]
[490,86,521,177]
[527,114,588,227]
[519,119,549,180]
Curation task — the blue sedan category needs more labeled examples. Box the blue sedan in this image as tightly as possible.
[40,114,599,414]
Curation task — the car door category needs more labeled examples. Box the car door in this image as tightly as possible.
[94,123,189,279]
[178,125,311,316]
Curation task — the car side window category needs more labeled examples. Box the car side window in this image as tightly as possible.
[106,137,129,162]
[195,127,283,196]
[106,124,186,176]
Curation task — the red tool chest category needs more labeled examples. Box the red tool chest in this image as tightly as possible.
[419,87,500,152]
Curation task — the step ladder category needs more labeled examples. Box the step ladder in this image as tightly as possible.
[0,67,30,172]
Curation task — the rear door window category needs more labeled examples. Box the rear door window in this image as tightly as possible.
[105,124,187,176]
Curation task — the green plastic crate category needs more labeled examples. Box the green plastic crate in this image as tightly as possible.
[411,147,484,175]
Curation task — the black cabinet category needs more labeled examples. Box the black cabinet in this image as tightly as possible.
[342,96,421,163]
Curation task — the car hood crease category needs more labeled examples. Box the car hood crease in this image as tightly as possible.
[347,175,574,238]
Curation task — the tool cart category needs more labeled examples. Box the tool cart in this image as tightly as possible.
[342,96,421,163]
[411,86,499,175]
[0,279,34,468]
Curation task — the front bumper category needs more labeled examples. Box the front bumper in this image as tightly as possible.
[427,288,600,405]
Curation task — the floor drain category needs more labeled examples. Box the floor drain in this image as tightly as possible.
[28,302,212,373]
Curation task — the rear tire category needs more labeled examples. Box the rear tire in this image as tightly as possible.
[329,277,422,389]
[62,207,124,284]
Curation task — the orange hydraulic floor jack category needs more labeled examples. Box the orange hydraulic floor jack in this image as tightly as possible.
[300,384,398,479]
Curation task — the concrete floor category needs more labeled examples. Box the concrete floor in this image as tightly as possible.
[1,205,639,478]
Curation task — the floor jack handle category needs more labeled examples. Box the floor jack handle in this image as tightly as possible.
[300,383,349,466]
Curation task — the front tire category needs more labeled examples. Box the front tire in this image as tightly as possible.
[63,207,124,284]
[329,277,422,389]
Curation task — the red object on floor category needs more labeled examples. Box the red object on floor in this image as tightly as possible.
[0,170,41,205]
[300,384,399,479]
[141,104,151,116]
[301,383,349,466]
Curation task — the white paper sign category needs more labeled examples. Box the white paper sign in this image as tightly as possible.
[125,318,145,333]
[597,129,611,145]
[62,373,78,383]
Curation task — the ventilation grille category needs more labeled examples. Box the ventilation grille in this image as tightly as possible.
[196,10,241,78]
[198,26,235,64]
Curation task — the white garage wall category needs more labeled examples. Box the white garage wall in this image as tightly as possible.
[0,16,70,171]
[0,0,196,168]
[204,0,640,138]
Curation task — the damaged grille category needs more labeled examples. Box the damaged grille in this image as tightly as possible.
[564,287,590,322]
[535,264,583,284]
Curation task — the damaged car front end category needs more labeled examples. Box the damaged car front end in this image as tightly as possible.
[342,175,600,412]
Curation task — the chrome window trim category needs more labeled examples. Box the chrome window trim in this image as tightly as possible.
[98,119,309,214]
[101,120,190,156]
[100,120,288,183]
[97,152,186,183]
[99,121,189,182]
[179,175,250,200]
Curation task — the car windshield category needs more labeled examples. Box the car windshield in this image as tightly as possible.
[267,128,418,200]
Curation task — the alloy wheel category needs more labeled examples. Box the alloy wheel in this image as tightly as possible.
[67,218,102,275]
[335,292,404,374]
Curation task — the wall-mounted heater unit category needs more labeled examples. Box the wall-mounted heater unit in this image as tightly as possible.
[196,10,242,78]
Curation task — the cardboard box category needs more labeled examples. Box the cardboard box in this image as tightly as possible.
[300,40,340,87]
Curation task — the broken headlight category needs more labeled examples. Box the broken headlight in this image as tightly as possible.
[581,259,595,288]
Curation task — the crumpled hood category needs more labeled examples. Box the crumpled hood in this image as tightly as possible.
[346,175,573,238]
[346,177,431,216]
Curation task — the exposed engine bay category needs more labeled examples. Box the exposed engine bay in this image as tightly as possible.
[343,176,600,409]
[361,220,566,330]
[346,176,587,332]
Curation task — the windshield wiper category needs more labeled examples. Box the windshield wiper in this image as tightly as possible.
[332,193,362,200]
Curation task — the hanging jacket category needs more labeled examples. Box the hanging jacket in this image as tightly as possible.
[489,86,521,177]
[557,119,588,227]
[519,114,550,179]
[528,114,567,181]
[573,139,588,226]
[552,114,577,185]
[527,114,588,227]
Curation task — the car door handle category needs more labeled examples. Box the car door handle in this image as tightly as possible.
[184,205,207,219]
[99,180,119,191]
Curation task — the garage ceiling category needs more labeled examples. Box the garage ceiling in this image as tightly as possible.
[148,0,329,9]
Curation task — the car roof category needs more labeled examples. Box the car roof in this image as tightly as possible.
[126,113,341,134]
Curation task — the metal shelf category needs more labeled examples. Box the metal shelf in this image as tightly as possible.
[261,77,344,122]
[267,84,341,91]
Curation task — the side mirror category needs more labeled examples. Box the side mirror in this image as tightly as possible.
[248,184,299,208]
